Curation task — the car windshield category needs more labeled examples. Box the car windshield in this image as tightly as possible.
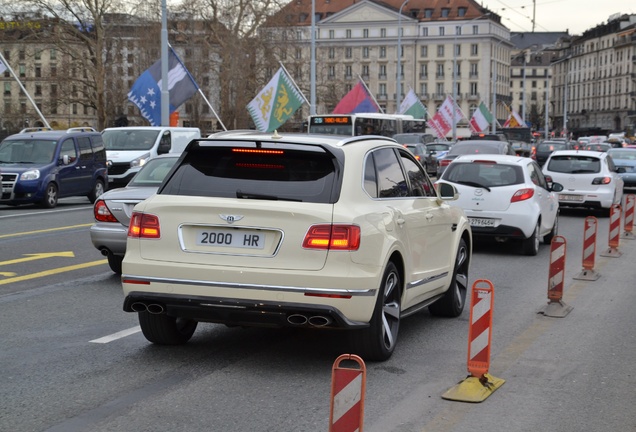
[443,162,522,187]
[0,139,57,164]
[449,144,501,155]
[426,144,449,152]
[608,150,636,160]
[102,130,160,151]
[128,157,180,187]
[538,143,567,152]
[547,155,601,174]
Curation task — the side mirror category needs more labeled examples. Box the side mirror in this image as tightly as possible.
[550,182,564,192]
[436,182,458,201]
[617,167,626,174]
[62,154,70,165]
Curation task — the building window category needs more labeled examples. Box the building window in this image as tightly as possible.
[381,28,386,37]
[458,7,467,17]
[345,47,352,59]
[439,27,445,36]
[346,29,351,38]
[455,26,461,36]
[422,27,428,37]
[295,48,302,59]
[436,63,444,78]
[420,83,427,95]
[421,46,428,57]
[379,83,387,96]
[35,66,41,78]
[472,25,478,35]
[328,65,335,78]
[50,49,57,60]
[363,46,369,58]
[420,64,428,78]
[362,64,369,78]
[345,65,352,79]
[470,63,478,78]
[363,29,369,38]
[329,47,335,59]
[470,82,478,95]
[436,83,444,95]
[379,64,387,79]
[441,8,450,17]
[329,30,334,39]
[35,84,42,96]
[455,44,461,56]
[3,82,10,95]
[424,9,433,18]
[380,46,386,58]
[471,44,478,55]
[51,66,57,77]
[437,45,444,57]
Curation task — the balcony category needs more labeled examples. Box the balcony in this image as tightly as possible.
[378,74,387,80]
[377,94,388,100]
[433,93,445,101]
[469,73,478,78]
[466,93,479,100]
[436,73,445,79]
[419,73,428,79]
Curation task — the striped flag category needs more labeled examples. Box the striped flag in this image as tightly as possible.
[398,89,427,119]
[502,109,525,128]
[127,47,199,126]
[469,102,494,133]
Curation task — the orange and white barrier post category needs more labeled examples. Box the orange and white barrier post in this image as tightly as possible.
[574,216,600,281]
[540,235,573,317]
[622,195,635,240]
[329,354,366,432]
[442,280,504,403]
[601,204,622,257]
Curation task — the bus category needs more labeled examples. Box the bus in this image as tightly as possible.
[307,113,426,137]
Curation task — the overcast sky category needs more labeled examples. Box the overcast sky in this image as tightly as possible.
[479,0,634,35]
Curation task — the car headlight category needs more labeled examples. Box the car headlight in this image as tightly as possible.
[20,169,41,181]
[130,153,151,168]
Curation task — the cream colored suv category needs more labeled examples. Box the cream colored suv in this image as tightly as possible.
[122,132,472,361]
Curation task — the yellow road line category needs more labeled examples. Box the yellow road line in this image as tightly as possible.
[0,259,107,285]
[0,223,93,239]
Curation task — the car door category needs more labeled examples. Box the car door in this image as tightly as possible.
[57,138,83,196]
[528,161,557,235]
[76,136,95,194]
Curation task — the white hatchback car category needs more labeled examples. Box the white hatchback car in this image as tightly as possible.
[542,150,624,214]
[437,154,562,255]
[122,132,472,361]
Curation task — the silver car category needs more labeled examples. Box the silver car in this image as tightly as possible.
[90,153,180,273]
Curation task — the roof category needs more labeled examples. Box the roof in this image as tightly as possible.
[198,130,395,148]
[510,32,570,50]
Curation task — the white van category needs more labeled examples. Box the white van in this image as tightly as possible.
[102,126,200,187]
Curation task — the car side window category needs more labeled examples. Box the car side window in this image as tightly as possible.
[59,139,78,163]
[399,151,434,197]
[363,152,378,198]
[530,163,548,189]
[375,148,408,198]
[606,156,616,172]
[77,137,92,162]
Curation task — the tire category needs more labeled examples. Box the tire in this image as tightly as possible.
[107,254,123,274]
[429,238,469,317]
[88,179,105,203]
[349,262,401,361]
[40,183,58,208]
[522,221,540,256]
[543,211,559,244]
[138,311,197,345]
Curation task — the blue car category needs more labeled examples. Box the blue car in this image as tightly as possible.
[608,148,636,189]
[0,127,108,208]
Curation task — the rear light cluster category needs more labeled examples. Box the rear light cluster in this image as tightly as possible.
[302,225,361,250]
[94,200,118,223]
[128,212,161,238]
[592,177,612,185]
[439,159,452,167]
[511,188,535,202]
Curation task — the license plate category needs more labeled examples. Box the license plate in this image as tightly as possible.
[197,229,265,249]
[559,194,584,202]
[468,217,495,227]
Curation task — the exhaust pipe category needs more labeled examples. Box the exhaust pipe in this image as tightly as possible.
[308,316,332,327]
[99,247,110,257]
[287,314,308,325]
[131,302,147,312]
[146,304,165,314]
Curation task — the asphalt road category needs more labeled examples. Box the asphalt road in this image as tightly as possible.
[1,198,635,432]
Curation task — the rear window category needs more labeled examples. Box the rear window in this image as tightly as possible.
[538,143,567,152]
[546,155,601,174]
[159,141,339,203]
[443,162,522,187]
[449,144,502,155]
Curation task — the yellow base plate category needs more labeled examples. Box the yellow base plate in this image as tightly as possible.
[442,373,506,403]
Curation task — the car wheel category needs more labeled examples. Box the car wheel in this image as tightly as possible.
[429,238,469,317]
[88,179,105,203]
[40,183,58,208]
[138,311,198,345]
[107,254,123,274]
[522,221,540,256]
[350,261,401,361]
[543,211,559,244]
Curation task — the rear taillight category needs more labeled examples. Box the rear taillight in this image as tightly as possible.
[511,188,535,202]
[94,200,117,223]
[302,225,361,250]
[128,212,161,238]
[592,177,612,185]
[440,159,452,167]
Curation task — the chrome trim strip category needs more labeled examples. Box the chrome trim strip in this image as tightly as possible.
[122,274,375,297]
[406,271,449,290]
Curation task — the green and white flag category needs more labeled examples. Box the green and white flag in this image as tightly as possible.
[469,102,494,133]
[398,89,427,119]
[247,67,305,132]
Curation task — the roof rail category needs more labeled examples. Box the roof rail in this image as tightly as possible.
[19,127,53,133]
[66,127,97,133]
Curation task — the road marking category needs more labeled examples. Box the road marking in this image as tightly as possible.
[0,223,93,239]
[90,326,141,343]
[0,259,107,285]
[0,251,75,266]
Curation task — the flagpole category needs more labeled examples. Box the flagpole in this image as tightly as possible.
[357,74,384,114]
[0,51,50,129]
[160,0,169,126]
[169,44,227,131]
[279,62,310,106]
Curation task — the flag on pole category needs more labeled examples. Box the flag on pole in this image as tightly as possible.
[428,95,463,139]
[333,80,379,114]
[398,89,427,119]
[0,58,7,75]
[502,109,525,128]
[247,67,305,132]
[128,47,199,126]
[469,102,494,133]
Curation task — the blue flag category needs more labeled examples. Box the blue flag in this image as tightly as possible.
[128,47,199,126]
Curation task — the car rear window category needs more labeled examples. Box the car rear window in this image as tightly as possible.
[449,144,502,155]
[159,141,340,203]
[546,155,601,174]
[443,162,523,187]
[538,143,567,152]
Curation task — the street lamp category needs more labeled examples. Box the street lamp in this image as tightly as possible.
[452,13,488,141]
[396,0,409,111]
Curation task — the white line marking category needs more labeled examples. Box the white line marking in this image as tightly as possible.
[90,326,141,343]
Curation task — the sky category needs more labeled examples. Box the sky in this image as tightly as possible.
[479,0,634,35]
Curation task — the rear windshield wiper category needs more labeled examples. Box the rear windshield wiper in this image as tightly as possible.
[457,181,491,192]
[236,190,302,201]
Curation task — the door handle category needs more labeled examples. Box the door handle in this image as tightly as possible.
[426,213,434,221]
